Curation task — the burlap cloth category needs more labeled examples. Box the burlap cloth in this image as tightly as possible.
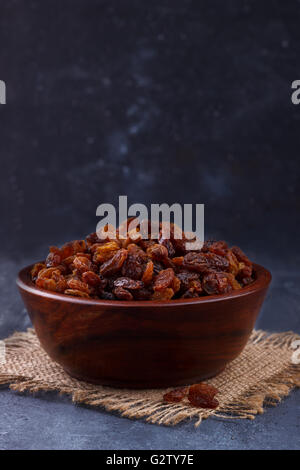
[0,328,299,427]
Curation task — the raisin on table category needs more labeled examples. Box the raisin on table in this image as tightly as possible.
[188,383,219,409]
[163,387,188,403]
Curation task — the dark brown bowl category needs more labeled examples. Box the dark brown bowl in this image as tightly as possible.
[17,263,271,389]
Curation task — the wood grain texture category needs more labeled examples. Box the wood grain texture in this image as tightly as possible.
[17,263,271,388]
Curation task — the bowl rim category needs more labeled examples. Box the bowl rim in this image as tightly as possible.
[17,262,272,308]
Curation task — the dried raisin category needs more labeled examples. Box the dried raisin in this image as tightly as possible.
[99,248,128,276]
[163,387,188,403]
[154,268,175,291]
[31,222,254,301]
[114,277,143,290]
[188,383,219,409]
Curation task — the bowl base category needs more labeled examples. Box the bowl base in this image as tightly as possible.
[63,367,226,389]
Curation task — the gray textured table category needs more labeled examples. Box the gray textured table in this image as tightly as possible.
[1,253,299,450]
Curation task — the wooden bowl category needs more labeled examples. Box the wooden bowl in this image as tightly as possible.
[17,263,271,389]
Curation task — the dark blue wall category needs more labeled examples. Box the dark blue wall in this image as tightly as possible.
[0,0,299,266]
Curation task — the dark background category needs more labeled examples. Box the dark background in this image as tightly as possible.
[0,0,299,449]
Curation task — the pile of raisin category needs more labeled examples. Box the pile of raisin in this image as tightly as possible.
[163,383,220,409]
[31,221,254,301]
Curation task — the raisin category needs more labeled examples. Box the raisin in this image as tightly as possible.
[154,268,175,291]
[37,267,62,279]
[60,240,86,259]
[82,271,106,288]
[73,240,87,252]
[36,278,57,292]
[99,248,128,276]
[117,217,138,238]
[171,238,186,256]
[127,228,142,243]
[183,252,229,273]
[92,241,120,263]
[86,232,100,246]
[121,254,144,280]
[146,244,168,261]
[67,278,90,294]
[203,252,229,272]
[36,267,67,293]
[183,252,208,272]
[50,269,65,282]
[152,288,174,300]
[75,252,92,260]
[163,387,188,403]
[142,260,154,285]
[114,277,143,290]
[182,288,200,298]
[201,240,217,252]
[205,240,228,256]
[55,278,68,293]
[177,271,199,292]
[41,268,68,292]
[234,248,253,281]
[96,224,117,242]
[113,286,133,301]
[73,256,92,273]
[101,291,116,300]
[64,289,90,298]
[127,243,148,261]
[189,279,203,294]
[31,263,46,281]
[236,262,253,285]
[163,222,186,255]
[231,246,252,266]
[226,250,239,276]
[161,256,176,270]
[139,239,156,251]
[225,273,241,290]
[171,276,181,293]
[159,238,175,257]
[46,252,62,268]
[62,255,76,267]
[202,272,232,295]
[188,383,219,409]
[177,270,198,284]
[89,242,106,253]
[49,245,61,254]
[152,261,164,275]
[132,287,153,300]
[172,256,184,267]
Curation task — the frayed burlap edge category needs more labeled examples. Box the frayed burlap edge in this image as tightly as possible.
[0,328,299,427]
